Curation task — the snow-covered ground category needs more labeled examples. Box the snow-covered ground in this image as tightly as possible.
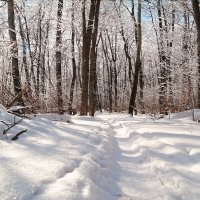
[1,107,200,200]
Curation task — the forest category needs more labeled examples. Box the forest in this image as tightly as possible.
[1,1,200,199]
[0,0,200,116]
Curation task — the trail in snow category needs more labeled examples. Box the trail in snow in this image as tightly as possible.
[1,108,200,200]
[97,113,200,200]
[0,111,122,200]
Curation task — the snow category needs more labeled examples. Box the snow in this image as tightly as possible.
[103,114,200,199]
[1,106,200,199]
[7,106,31,112]
[32,113,72,123]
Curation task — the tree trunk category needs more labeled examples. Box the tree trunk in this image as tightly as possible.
[89,0,101,116]
[182,5,191,109]
[192,0,200,108]
[120,26,133,83]
[128,0,142,115]
[7,0,23,104]
[80,0,97,115]
[101,34,113,113]
[17,11,30,87]
[106,28,118,111]
[157,0,167,113]
[56,0,64,114]
[41,19,50,96]
[139,59,144,113]
[68,0,77,114]
[24,14,36,91]
[36,9,42,102]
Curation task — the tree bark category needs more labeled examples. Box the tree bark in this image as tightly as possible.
[106,28,118,111]
[192,0,200,108]
[16,8,30,87]
[23,13,36,91]
[101,34,112,113]
[36,7,42,101]
[56,0,64,114]
[80,0,97,115]
[157,0,167,113]
[128,0,142,115]
[7,0,23,104]
[68,0,77,114]
[89,0,101,116]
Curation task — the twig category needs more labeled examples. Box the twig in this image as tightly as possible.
[0,121,12,127]
[3,119,23,135]
[11,129,27,141]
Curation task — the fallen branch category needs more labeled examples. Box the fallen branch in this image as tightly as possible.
[11,129,27,141]
[7,105,33,117]
[0,120,12,127]
[7,84,29,108]
[3,118,23,135]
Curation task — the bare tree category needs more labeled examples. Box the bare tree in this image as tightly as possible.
[192,0,200,108]
[80,0,98,115]
[129,0,142,115]
[89,0,101,116]
[56,0,64,114]
[7,0,23,104]
[68,0,77,114]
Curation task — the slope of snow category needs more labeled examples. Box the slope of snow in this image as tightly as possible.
[161,109,200,122]
[0,110,119,200]
[1,108,200,200]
